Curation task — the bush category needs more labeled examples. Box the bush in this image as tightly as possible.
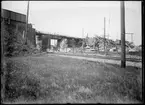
[4,25,36,57]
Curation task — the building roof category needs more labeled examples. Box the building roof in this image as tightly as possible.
[1,9,26,23]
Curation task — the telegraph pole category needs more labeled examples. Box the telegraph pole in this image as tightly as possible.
[131,33,133,43]
[82,28,84,51]
[25,0,29,44]
[108,15,110,40]
[104,17,106,54]
[120,1,126,68]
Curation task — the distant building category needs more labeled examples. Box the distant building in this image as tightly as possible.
[1,9,26,33]
[1,9,36,47]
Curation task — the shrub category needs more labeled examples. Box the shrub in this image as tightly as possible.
[3,24,36,57]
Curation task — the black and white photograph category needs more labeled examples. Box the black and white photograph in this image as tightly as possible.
[1,1,143,104]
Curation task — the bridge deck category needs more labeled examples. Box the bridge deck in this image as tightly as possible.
[36,32,83,40]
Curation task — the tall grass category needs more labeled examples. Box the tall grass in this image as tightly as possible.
[4,59,41,102]
[3,55,143,103]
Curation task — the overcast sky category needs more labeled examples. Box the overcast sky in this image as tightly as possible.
[2,1,141,45]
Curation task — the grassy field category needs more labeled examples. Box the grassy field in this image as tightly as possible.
[3,54,143,103]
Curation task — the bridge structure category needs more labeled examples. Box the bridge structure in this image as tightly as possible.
[36,31,84,51]
[1,9,84,52]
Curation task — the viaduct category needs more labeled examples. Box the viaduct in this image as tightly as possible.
[36,31,83,51]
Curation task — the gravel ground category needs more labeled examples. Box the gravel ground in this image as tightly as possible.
[57,54,142,68]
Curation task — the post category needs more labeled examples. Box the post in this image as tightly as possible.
[25,0,29,44]
[120,1,126,68]
[104,17,106,54]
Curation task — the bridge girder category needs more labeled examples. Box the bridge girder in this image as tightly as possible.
[36,32,83,40]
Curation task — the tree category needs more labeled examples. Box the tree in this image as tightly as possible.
[60,39,68,52]
[93,36,101,52]
[4,25,22,56]
[128,42,135,48]
[70,39,76,53]
[4,22,35,57]
[85,35,89,46]
[77,39,83,47]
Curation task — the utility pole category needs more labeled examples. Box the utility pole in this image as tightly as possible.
[104,17,106,54]
[25,0,29,44]
[108,15,110,40]
[131,33,133,43]
[82,28,84,51]
[120,1,126,68]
